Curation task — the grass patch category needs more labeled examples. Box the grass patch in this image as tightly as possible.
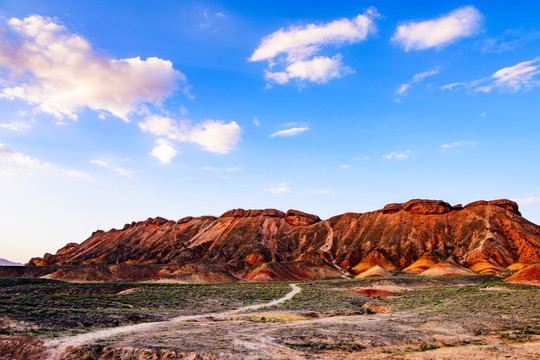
[0,277,288,334]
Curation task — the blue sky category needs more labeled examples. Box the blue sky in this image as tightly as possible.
[1,1,540,263]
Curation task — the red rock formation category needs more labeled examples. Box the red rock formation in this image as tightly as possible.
[25,199,540,282]
[402,253,441,273]
[355,265,393,278]
[504,263,540,286]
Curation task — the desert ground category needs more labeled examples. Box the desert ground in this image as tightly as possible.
[0,275,539,359]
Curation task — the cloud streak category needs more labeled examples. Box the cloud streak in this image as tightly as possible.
[441,140,477,151]
[0,143,88,177]
[0,121,30,131]
[396,68,439,96]
[0,15,184,121]
[267,183,290,194]
[90,159,134,178]
[269,127,309,138]
[392,6,483,51]
[384,150,411,160]
[442,57,540,93]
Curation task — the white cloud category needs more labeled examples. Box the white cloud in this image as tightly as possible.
[512,196,540,207]
[90,159,134,178]
[151,139,178,164]
[488,58,540,92]
[190,120,241,154]
[396,83,410,95]
[441,140,477,151]
[353,156,369,161]
[392,6,483,51]
[0,121,30,131]
[442,57,540,93]
[202,167,242,172]
[138,115,242,159]
[340,164,351,168]
[267,183,290,194]
[0,143,88,177]
[269,126,309,138]
[250,8,377,84]
[384,150,411,160]
[266,55,353,84]
[0,15,184,121]
[253,117,260,127]
[138,115,187,141]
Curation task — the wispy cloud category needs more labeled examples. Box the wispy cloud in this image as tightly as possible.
[412,68,440,82]
[480,29,540,53]
[253,117,260,127]
[396,67,440,96]
[269,127,309,138]
[396,84,410,95]
[392,6,483,51]
[512,196,540,207]
[441,140,477,151]
[202,167,242,173]
[250,8,378,85]
[0,16,185,122]
[90,159,134,178]
[384,150,411,160]
[267,183,290,194]
[340,164,351,168]
[442,57,540,93]
[0,143,89,177]
[0,121,30,131]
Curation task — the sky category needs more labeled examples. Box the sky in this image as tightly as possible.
[1,1,540,263]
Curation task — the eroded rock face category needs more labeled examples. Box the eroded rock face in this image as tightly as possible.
[25,199,540,282]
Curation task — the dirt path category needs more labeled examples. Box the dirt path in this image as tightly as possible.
[45,283,301,360]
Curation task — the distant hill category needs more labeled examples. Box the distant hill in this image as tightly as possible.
[0,258,23,266]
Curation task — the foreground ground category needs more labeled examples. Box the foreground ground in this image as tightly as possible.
[0,275,539,359]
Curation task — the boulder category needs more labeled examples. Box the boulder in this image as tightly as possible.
[382,203,403,214]
[403,199,452,215]
[488,199,521,215]
[285,209,321,226]
[262,209,286,217]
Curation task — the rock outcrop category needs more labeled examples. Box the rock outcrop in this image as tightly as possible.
[24,199,540,282]
[504,263,540,286]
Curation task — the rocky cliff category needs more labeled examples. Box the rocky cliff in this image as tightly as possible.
[27,199,540,282]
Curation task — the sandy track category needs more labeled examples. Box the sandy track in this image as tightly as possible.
[45,283,301,360]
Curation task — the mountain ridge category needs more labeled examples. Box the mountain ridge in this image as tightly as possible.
[25,199,540,282]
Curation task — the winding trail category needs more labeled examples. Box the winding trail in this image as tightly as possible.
[45,283,301,360]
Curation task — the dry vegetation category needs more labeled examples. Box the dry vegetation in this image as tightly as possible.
[1,275,539,359]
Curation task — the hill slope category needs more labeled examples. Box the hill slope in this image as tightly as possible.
[27,199,540,281]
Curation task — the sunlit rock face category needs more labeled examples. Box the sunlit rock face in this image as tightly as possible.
[26,199,540,282]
